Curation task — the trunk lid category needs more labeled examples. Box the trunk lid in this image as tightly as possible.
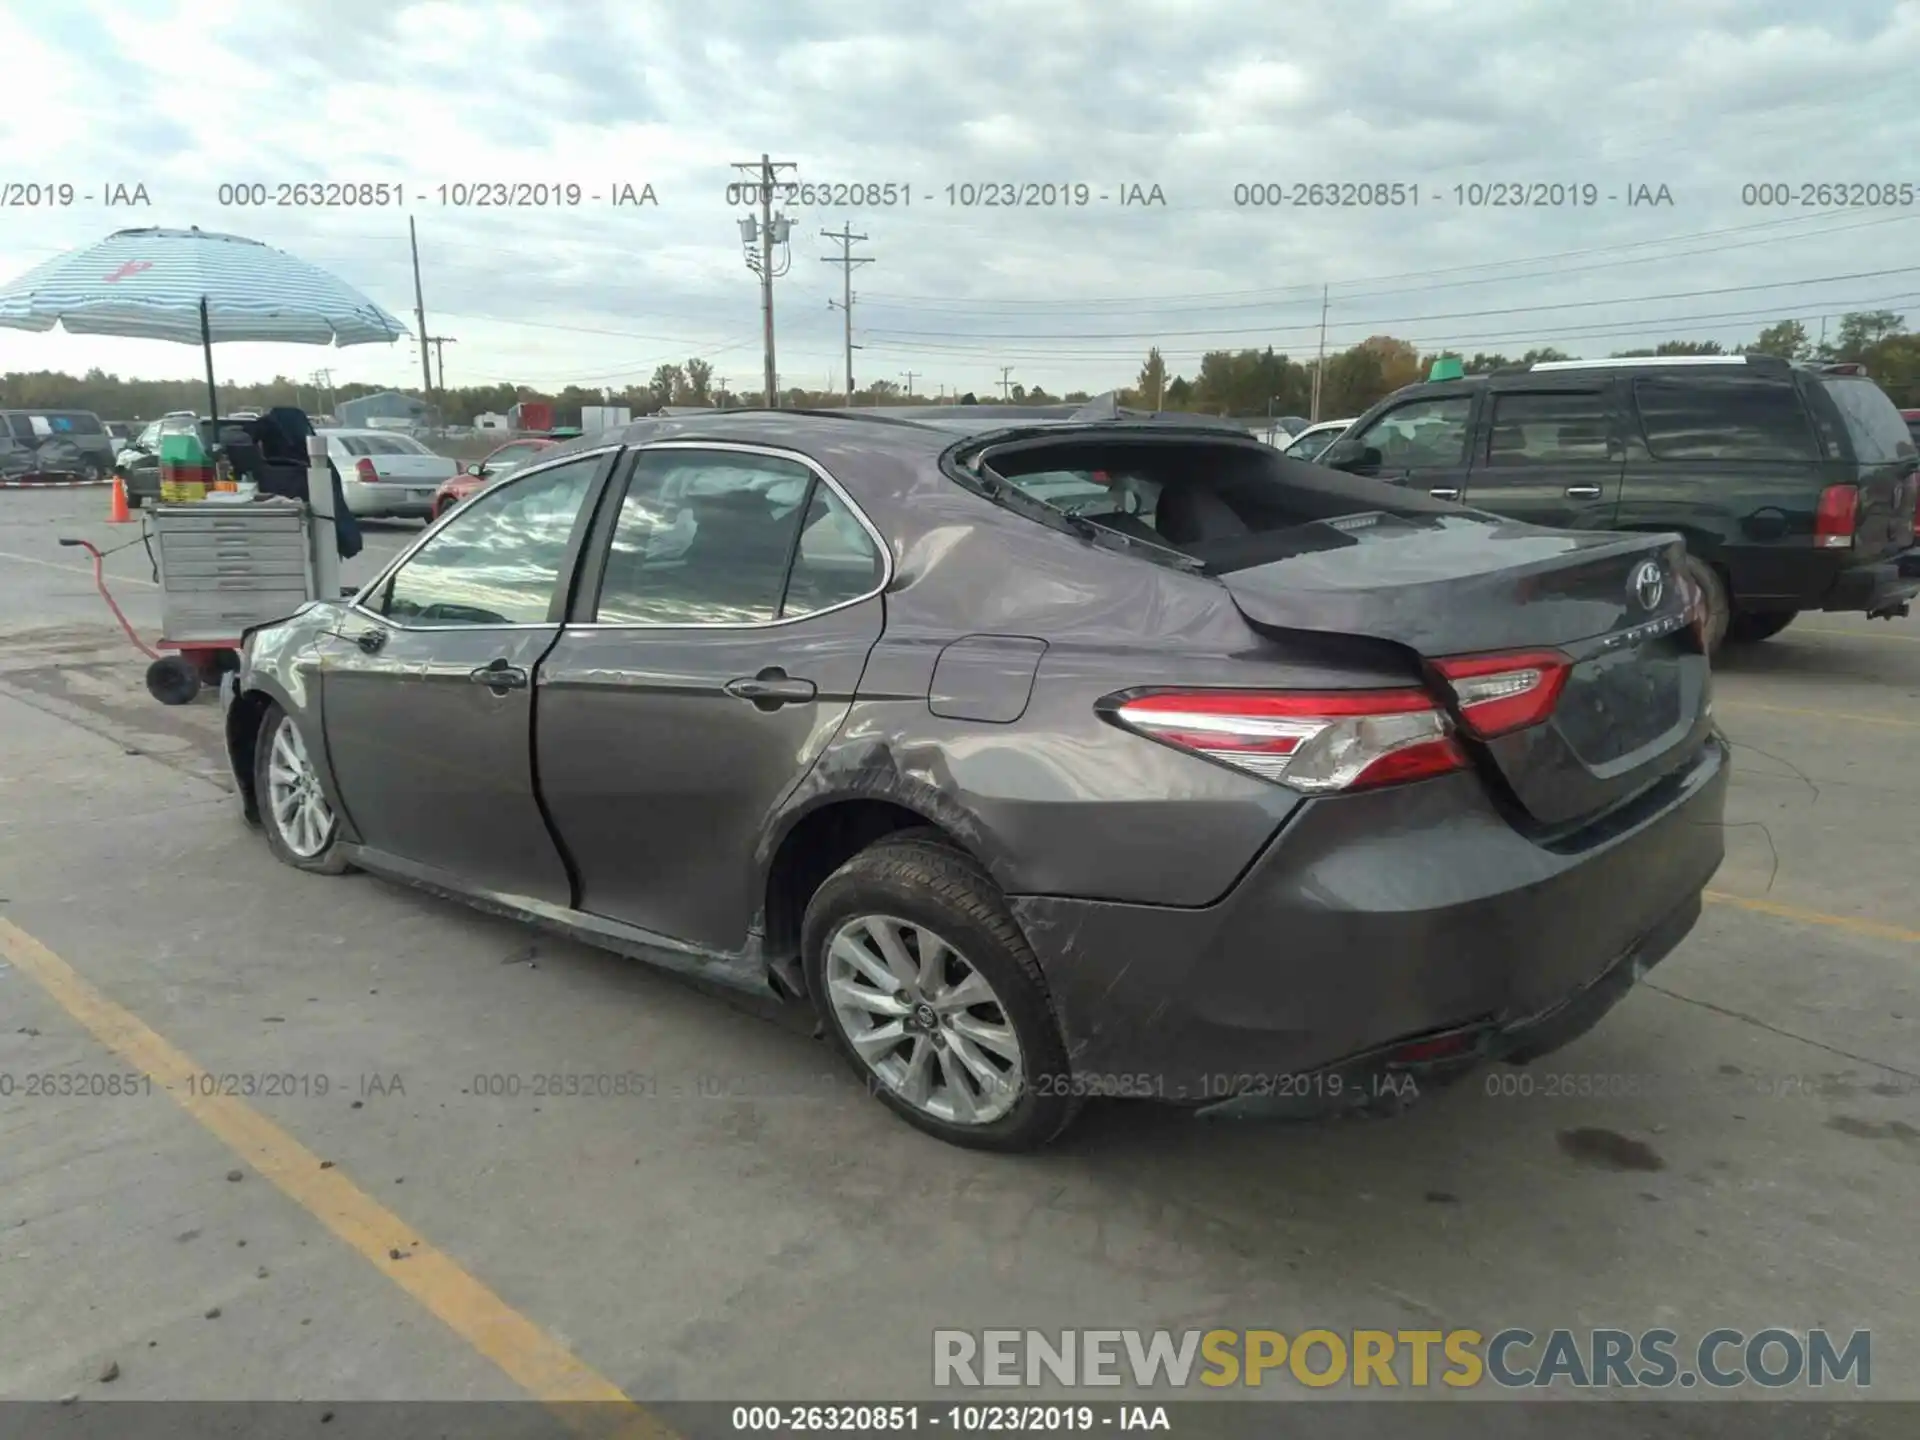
[361,452,458,483]
[1205,511,1712,830]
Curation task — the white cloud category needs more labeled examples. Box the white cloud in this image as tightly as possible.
[2,0,1918,397]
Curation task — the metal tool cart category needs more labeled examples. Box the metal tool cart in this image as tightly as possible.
[61,435,347,706]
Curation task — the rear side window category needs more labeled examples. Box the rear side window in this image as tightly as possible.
[41,412,105,435]
[1821,377,1916,464]
[1485,392,1613,465]
[1632,379,1820,461]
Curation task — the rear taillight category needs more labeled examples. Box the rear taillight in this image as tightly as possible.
[1108,689,1467,793]
[1431,650,1571,738]
[1814,484,1858,548]
[353,457,379,483]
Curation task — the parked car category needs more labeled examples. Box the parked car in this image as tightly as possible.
[225,411,1729,1151]
[1280,417,1355,462]
[0,409,117,482]
[319,429,460,520]
[1900,408,1920,447]
[430,436,559,519]
[103,420,138,445]
[1321,356,1920,649]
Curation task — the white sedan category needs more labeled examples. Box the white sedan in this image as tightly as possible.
[320,429,459,520]
[1279,417,1356,462]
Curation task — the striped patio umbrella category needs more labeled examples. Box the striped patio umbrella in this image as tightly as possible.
[0,225,408,425]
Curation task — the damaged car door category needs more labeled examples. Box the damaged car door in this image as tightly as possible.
[534,444,889,953]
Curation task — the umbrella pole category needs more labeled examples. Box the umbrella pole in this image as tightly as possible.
[199,297,219,432]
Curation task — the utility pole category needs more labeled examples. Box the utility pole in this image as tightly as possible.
[311,368,334,417]
[1310,283,1329,422]
[733,154,798,405]
[821,224,873,404]
[998,366,1014,399]
[408,216,433,399]
[425,336,456,393]
[900,370,918,399]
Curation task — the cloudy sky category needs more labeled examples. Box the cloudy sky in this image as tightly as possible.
[2,0,1918,399]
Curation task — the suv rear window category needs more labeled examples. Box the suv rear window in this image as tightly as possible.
[1632,379,1820,461]
[1821,377,1916,464]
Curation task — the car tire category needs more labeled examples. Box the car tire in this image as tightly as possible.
[1725,609,1797,645]
[253,702,352,876]
[1682,554,1729,653]
[802,836,1082,1152]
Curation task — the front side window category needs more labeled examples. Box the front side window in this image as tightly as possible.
[1485,391,1614,466]
[594,450,881,626]
[1353,395,1473,466]
[1633,379,1820,461]
[377,456,599,626]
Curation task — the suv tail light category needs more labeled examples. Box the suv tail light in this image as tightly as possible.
[1815,484,1858,548]
[353,457,379,483]
[1431,651,1571,738]
[1107,689,1467,793]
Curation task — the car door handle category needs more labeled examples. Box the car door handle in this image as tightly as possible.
[469,660,529,692]
[1428,487,1460,500]
[1565,485,1604,499]
[725,669,816,707]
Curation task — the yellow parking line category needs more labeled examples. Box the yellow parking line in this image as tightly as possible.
[0,917,673,1440]
[1704,890,1920,944]
[1792,625,1920,643]
[1717,699,1920,729]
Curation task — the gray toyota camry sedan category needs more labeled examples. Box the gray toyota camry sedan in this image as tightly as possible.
[223,407,1728,1151]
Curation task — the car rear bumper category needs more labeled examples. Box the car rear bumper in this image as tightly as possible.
[343,481,444,517]
[1822,546,1920,616]
[1006,731,1729,1106]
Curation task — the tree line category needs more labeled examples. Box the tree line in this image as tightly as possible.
[3,311,1913,427]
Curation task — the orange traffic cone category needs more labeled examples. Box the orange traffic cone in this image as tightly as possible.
[107,473,131,524]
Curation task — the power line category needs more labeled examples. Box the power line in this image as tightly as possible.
[857,210,1920,311]
[857,265,1920,345]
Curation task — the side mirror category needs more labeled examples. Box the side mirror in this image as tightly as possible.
[465,462,482,477]
[1325,442,1383,473]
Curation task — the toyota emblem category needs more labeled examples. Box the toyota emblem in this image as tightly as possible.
[1631,560,1665,611]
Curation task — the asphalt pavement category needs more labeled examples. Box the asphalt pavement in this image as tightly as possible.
[1,486,1916,1432]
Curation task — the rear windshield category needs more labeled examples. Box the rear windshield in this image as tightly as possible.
[1820,377,1916,464]
[1630,379,1819,461]
[975,436,1466,573]
[337,435,428,456]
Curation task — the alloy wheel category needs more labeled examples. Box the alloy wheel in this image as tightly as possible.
[266,718,336,859]
[823,914,1025,1125]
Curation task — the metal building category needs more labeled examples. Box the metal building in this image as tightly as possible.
[332,390,436,429]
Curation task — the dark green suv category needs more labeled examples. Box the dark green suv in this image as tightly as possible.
[1322,356,1920,648]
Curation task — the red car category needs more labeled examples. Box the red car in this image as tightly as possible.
[430,437,558,520]
[1902,409,1920,448]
